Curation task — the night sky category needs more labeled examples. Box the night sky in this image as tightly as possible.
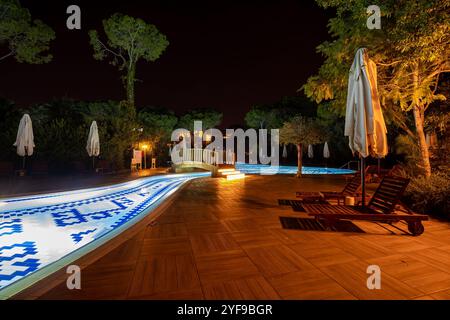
[1,0,333,126]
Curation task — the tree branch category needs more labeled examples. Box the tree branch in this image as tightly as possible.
[0,50,14,62]
[376,60,401,67]
[95,38,126,65]
[431,73,441,95]
[0,3,11,20]
[391,111,416,139]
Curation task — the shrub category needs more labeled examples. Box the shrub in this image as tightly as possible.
[395,134,422,176]
[78,100,139,170]
[21,99,139,172]
[404,171,450,218]
[0,99,23,162]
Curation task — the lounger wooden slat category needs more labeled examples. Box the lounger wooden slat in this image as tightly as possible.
[296,173,363,204]
[375,190,398,199]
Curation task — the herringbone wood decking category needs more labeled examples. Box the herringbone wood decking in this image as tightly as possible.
[13,175,450,300]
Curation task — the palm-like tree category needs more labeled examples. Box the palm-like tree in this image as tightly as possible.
[280,116,326,177]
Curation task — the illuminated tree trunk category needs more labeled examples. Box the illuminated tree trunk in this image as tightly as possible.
[296,143,302,177]
[413,105,431,178]
[412,65,432,178]
[126,63,136,107]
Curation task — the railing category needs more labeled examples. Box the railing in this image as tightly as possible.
[339,160,360,171]
[178,148,235,166]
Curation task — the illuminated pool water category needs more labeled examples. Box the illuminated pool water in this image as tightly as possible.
[235,163,355,175]
[0,172,209,294]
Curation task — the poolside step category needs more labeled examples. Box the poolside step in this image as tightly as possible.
[218,168,236,173]
[226,173,245,180]
[216,168,245,180]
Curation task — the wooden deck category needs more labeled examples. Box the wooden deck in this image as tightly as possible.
[14,175,450,300]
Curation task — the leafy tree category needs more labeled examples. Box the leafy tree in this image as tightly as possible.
[82,100,139,170]
[26,99,139,172]
[89,13,169,106]
[303,0,450,178]
[245,106,280,129]
[0,98,22,161]
[0,0,54,63]
[177,108,223,132]
[138,107,178,162]
[26,99,87,172]
[245,96,317,129]
[280,116,326,177]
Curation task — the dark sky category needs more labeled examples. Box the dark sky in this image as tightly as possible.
[1,0,333,126]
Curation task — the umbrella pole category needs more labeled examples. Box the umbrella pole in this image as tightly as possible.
[22,156,26,170]
[377,157,381,176]
[361,156,366,208]
[92,156,95,170]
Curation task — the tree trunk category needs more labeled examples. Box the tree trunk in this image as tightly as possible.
[296,143,302,178]
[412,64,432,178]
[413,105,432,178]
[126,64,136,106]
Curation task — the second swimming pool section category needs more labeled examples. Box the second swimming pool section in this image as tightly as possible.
[235,163,355,175]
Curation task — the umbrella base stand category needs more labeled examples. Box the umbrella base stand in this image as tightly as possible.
[16,155,27,176]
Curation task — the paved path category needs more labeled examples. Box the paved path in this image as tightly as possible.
[15,175,450,299]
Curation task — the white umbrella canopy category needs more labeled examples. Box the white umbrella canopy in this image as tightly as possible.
[86,121,100,157]
[308,144,314,159]
[344,48,388,158]
[13,114,35,157]
[344,48,388,206]
[323,142,330,159]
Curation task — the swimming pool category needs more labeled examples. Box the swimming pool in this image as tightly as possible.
[0,172,209,296]
[236,163,355,175]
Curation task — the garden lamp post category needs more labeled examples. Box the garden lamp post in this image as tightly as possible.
[141,144,149,169]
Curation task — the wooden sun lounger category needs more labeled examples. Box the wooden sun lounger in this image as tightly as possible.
[296,173,362,204]
[301,176,428,236]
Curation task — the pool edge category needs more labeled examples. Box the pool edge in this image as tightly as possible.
[2,178,197,300]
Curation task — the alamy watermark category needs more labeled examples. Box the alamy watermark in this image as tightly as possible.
[66,264,81,290]
[170,121,280,174]
[367,5,381,30]
[367,265,381,290]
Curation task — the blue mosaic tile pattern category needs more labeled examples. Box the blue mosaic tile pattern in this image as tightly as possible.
[71,229,97,244]
[0,172,209,291]
[0,242,40,283]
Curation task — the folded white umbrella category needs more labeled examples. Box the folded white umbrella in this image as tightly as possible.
[86,121,100,157]
[344,48,388,206]
[282,144,288,158]
[344,48,388,158]
[14,114,35,157]
[308,144,314,159]
[323,142,330,159]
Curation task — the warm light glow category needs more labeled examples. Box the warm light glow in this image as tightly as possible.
[218,168,235,173]
[226,173,245,180]
[141,144,149,150]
